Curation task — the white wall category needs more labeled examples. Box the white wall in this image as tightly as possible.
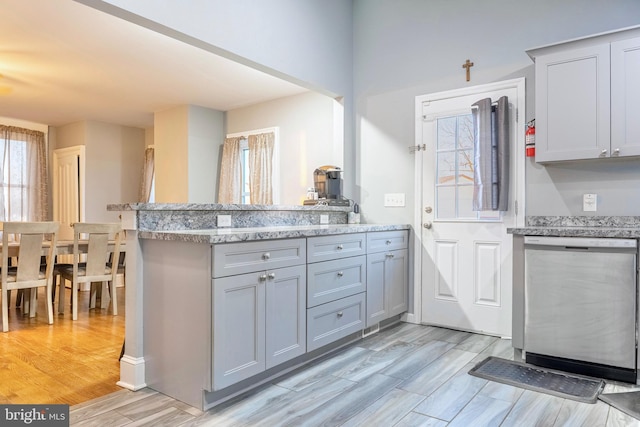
[353,0,640,223]
[54,120,145,222]
[226,92,343,205]
[188,106,223,203]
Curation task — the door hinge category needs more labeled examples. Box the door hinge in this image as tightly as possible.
[409,144,426,153]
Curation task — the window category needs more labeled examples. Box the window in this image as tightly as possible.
[239,138,250,204]
[435,114,499,221]
[0,124,47,222]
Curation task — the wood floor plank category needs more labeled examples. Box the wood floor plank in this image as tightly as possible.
[70,388,160,422]
[339,388,425,427]
[334,340,418,382]
[447,394,513,427]
[606,406,640,427]
[477,380,524,403]
[554,399,609,427]
[500,390,565,427]
[122,406,195,427]
[381,339,456,380]
[398,349,477,396]
[360,322,424,350]
[412,362,487,421]
[245,375,357,427]
[72,408,133,427]
[275,346,372,392]
[455,333,498,353]
[278,373,402,427]
[394,412,448,427]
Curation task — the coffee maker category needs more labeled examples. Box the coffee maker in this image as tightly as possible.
[304,165,349,206]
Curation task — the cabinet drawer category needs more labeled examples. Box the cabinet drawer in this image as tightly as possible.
[307,293,365,351]
[367,230,408,254]
[307,233,366,263]
[307,255,366,307]
[212,238,306,278]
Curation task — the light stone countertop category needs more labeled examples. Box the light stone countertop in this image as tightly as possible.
[139,224,411,244]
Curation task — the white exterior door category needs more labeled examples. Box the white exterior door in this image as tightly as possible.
[416,79,525,337]
[53,146,85,241]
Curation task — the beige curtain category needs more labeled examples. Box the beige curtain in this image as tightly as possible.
[138,147,155,203]
[0,125,47,221]
[218,137,242,204]
[248,132,274,205]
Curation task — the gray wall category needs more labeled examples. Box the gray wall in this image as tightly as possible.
[353,0,640,222]
[75,0,356,198]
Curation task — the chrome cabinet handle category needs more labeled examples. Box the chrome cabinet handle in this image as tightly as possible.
[337,271,344,277]
[386,253,395,258]
[258,274,267,281]
[336,245,343,250]
[600,149,608,157]
[262,252,271,260]
[337,311,343,318]
[613,148,620,156]
[267,273,276,280]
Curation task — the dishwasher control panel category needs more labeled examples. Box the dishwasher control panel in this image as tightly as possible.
[524,236,637,249]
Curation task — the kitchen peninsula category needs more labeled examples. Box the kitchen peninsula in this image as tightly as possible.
[108,203,411,410]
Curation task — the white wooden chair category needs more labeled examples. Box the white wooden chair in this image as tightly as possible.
[58,223,122,321]
[1,221,59,332]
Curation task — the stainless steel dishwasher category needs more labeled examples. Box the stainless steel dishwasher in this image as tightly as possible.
[524,236,638,383]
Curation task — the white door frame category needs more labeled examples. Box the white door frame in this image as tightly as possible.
[409,78,526,325]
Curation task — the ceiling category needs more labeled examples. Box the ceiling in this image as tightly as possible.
[0,0,309,129]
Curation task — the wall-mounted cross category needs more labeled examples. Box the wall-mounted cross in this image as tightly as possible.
[462,59,474,82]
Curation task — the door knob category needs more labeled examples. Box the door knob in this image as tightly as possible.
[424,206,433,213]
[423,222,432,229]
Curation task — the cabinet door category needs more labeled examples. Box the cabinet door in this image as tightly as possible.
[366,251,387,327]
[212,272,266,390]
[611,36,640,157]
[387,249,408,318]
[265,265,306,369]
[535,44,610,162]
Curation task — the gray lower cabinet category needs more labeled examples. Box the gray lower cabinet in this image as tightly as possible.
[306,234,367,351]
[213,264,306,390]
[366,231,409,328]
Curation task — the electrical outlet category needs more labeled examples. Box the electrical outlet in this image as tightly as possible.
[583,194,597,212]
[384,193,405,207]
[320,214,329,224]
[217,214,232,227]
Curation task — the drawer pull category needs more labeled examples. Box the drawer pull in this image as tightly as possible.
[262,252,271,260]
[267,273,276,280]
[386,240,392,245]
[337,311,344,318]
[336,245,343,250]
[258,274,267,281]
[337,271,344,277]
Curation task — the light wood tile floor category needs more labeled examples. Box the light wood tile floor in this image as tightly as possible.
[70,322,640,426]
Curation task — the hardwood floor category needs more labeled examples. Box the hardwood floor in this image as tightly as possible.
[68,322,640,426]
[0,286,124,405]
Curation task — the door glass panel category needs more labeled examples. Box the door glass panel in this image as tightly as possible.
[434,113,501,221]
[436,186,456,219]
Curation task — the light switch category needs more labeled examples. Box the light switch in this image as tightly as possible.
[384,193,405,207]
[583,194,597,212]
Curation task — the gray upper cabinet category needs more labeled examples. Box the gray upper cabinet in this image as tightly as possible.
[611,36,640,156]
[529,27,640,162]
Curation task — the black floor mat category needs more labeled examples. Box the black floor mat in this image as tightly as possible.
[468,356,605,404]
[599,392,640,420]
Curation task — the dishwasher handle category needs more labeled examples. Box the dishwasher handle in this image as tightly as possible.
[524,236,637,249]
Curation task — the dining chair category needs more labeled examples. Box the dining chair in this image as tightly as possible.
[58,222,122,321]
[1,221,60,332]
